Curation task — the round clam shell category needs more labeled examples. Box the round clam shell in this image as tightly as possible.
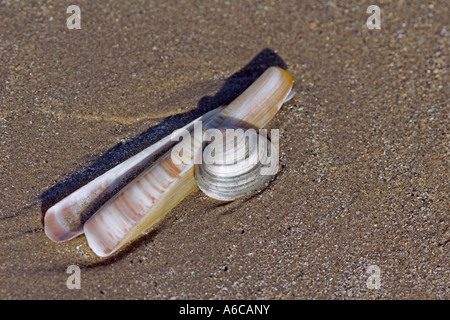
[195,127,278,201]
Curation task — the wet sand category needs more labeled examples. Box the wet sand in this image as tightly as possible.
[0,0,448,299]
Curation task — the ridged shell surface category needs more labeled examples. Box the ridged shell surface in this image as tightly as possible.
[195,127,278,201]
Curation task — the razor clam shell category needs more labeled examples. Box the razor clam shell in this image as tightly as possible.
[195,127,278,201]
[81,66,295,257]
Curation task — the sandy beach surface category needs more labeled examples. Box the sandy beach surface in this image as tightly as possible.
[0,0,448,299]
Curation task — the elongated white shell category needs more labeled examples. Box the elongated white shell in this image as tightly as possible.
[45,66,295,257]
